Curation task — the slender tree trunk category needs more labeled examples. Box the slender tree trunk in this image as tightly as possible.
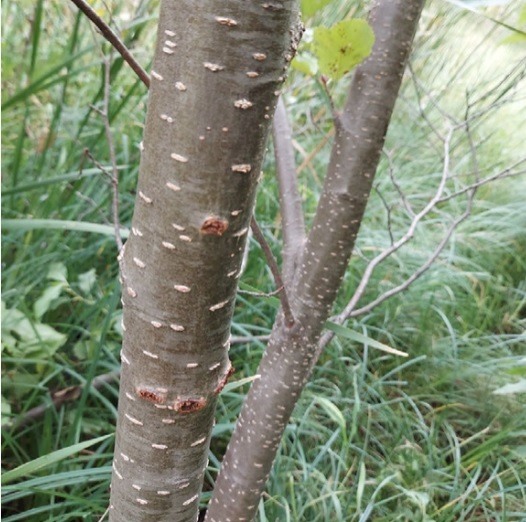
[109,1,302,520]
[206,1,425,520]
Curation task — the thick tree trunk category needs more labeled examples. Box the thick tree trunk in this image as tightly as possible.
[109,1,301,520]
[206,1,425,520]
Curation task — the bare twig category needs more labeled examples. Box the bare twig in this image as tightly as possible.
[349,203,472,318]
[319,75,339,125]
[319,113,525,351]
[272,97,305,283]
[238,286,284,298]
[231,335,270,344]
[337,126,454,322]
[84,148,112,179]
[68,0,150,88]
[250,217,295,327]
[374,184,395,245]
[101,56,124,252]
[383,148,415,217]
[438,162,526,204]
[97,506,111,522]
[464,92,481,184]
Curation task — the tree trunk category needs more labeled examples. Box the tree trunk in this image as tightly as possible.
[109,1,302,520]
[206,1,424,520]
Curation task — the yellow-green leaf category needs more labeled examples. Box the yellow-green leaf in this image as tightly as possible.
[313,19,375,80]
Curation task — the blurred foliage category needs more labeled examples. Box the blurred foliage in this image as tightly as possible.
[1,0,525,520]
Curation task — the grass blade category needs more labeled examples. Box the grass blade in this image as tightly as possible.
[1,434,112,485]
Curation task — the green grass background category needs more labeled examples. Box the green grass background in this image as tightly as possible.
[2,0,525,520]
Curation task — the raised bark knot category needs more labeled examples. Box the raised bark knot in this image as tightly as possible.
[201,217,229,236]
[172,397,207,414]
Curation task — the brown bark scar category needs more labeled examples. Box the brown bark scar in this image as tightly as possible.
[201,217,229,236]
[136,387,167,404]
[172,396,207,414]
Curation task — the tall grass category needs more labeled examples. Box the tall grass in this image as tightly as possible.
[2,1,525,521]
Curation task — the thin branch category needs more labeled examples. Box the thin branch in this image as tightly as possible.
[337,126,454,322]
[97,506,111,522]
[319,131,525,350]
[250,217,295,327]
[349,204,471,318]
[296,127,334,178]
[238,286,284,298]
[374,183,394,245]
[101,55,124,252]
[231,335,271,344]
[68,0,150,88]
[383,149,415,217]
[272,96,306,283]
[318,75,339,125]
[439,163,526,204]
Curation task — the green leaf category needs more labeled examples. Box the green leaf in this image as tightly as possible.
[325,322,408,357]
[78,269,97,295]
[313,19,375,80]
[34,284,63,320]
[47,262,68,284]
[493,379,526,395]
[291,53,319,76]
[2,305,67,358]
[1,434,112,485]
[301,0,332,19]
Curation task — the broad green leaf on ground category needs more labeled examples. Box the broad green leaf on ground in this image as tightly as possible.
[313,19,375,80]
[1,434,112,485]
[1,302,67,358]
[47,262,68,284]
[34,284,64,320]
[78,268,97,294]
[34,263,69,319]
[301,0,332,19]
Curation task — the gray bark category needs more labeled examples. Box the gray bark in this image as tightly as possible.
[206,1,425,520]
[109,1,302,520]
[272,96,305,284]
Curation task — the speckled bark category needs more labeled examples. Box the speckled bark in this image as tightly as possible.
[109,1,302,521]
[206,1,424,521]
